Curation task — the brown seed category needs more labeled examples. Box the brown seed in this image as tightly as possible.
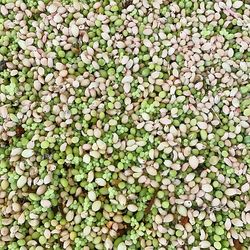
[180,216,189,225]
[111,179,121,186]
[106,221,113,229]
[233,239,242,250]
[16,125,25,137]
[116,225,129,237]
[145,190,158,214]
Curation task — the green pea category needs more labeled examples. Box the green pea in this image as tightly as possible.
[104,204,112,213]
[214,242,222,249]
[215,190,223,199]
[114,181,124,191]
[41,140,49,149]
[123,215,131,223]
[244,135,250,144]
[58,50,65,58]
[162,201,169,209]
[176,230,183,237]
[39,236,47,245]
[29,193,39,201]
[111,5,119,12]
[114,237,123,247]
[17,239,26,246]
[60,178,68,188]
[215,226,224,236]
[204,219,212,227]
[136,211,144,221]
[114,18,123,26]
[142,68,150,76]
[32,232,40,239]
[200,130,207,140]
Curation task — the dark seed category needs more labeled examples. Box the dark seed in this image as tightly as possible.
[116,223,130,237]
[180,216,189,225]
[144,189,158,214]
[123,0,133,9]
[0,61,7,71]
[233,239,242,250]
[16,125,25,137]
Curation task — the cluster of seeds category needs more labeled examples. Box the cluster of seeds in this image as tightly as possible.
[0,0,250,249]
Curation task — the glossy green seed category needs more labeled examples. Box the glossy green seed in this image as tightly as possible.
[60,178,68,188]
[29,193,39,201]
[204,219,212,227]
[244,135,250,144]
[200,130,207,140]
[215,226,224,236]
[39,236,47,245]
[214,242,222,249]
[162,201,169,209]
[41,141,49,149]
